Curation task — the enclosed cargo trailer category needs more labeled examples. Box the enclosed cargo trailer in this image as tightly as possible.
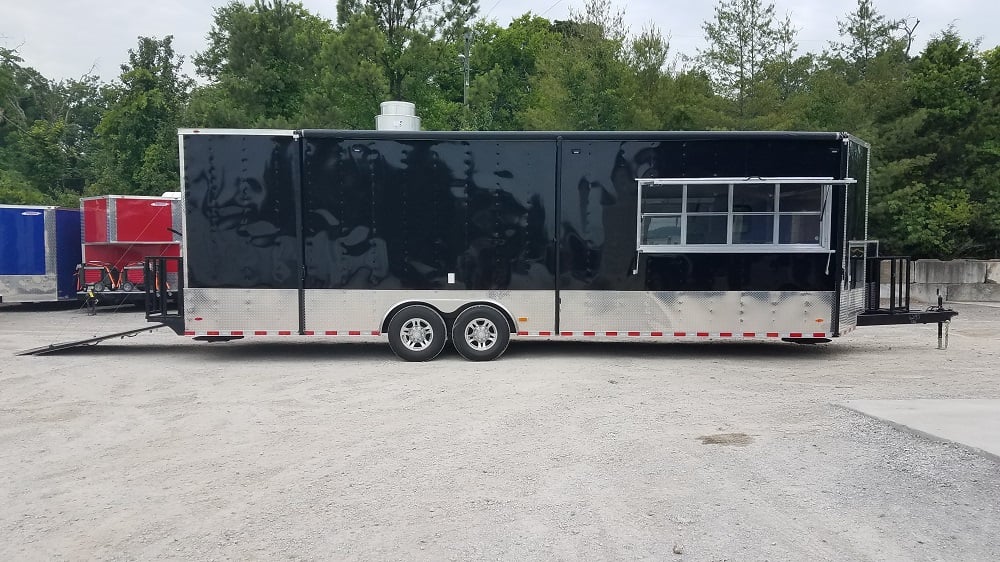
[78,195,180,302]
[0,205,81,303]
[137,128,954,361]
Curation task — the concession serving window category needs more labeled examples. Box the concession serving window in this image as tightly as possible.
[637,177,855,253]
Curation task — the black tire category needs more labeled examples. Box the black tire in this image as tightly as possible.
[387,305,447,362]
[121,281,136,292]
[451,305,511,361]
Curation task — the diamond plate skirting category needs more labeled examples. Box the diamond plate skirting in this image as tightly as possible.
[182,289,837,336]
[839,287,866,333]
[304,290,556,334]
[184,288,299,332]
[559,291,836,335]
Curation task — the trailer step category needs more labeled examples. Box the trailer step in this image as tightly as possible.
[15,324,169,356]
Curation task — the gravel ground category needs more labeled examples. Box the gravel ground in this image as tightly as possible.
[1,301,998,561]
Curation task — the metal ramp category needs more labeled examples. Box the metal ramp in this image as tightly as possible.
[16,324,169,356]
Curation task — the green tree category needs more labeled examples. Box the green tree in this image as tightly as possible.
[519,0,636,130]
[192,0,332,126]
[870,30,988,257]
[336,0,479,101]
[700,0,787,124]
[831,0,902,82]
[93,36,192,195]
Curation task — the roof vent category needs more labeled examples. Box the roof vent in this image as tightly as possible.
[376,101,421,131]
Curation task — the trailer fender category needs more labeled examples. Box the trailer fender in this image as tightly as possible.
[379,299,517,334]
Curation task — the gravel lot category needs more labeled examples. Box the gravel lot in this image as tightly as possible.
[1,301,998,560]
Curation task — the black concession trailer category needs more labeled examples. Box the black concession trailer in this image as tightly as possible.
[139,128,956,361]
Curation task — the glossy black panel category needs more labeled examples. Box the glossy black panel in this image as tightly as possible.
[644,253,834,291]
[558,138,845,291]
[183,134,300,289]
[301,137,557,290]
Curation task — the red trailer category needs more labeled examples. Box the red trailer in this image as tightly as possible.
[78,194,180,302]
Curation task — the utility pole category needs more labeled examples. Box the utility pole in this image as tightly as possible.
[459,30,472,107]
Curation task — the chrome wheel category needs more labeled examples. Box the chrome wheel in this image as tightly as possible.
[464,318,498,351]
[400,318,435,351]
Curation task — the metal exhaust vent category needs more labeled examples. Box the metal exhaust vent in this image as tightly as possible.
[375,101,421,131]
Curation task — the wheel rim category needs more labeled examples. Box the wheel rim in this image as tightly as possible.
[400,318,435,351]
[464,318,498,351]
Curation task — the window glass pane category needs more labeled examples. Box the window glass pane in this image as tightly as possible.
[779,214,821,244]
[687,215,728,244]
[732,214,773,244]
[641,184,683,213]
[732,184,774,212]
[779,184,822,212]
[687,184,729,212]
[642,216,681,245]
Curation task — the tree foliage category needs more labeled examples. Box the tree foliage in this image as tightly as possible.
[0,0,998,257]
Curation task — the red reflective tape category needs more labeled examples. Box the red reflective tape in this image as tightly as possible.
[720,332,733,337]
[325,330,338,335]
[349,330,361,336]
[517,331,529,336]
[231,331,244,336]
[371,331,381,336]
[697,332,710,337]
[813,332,826,338]
[184,331,195,336]
[790,332,803,338]
[605,331,618,337]
[207,331,220,336]
[278,331,292,336]
[254,330,267,336]
[650,331,663,337]
[561,331,573,336]
[583,331,596,336]
[304,330,315,336]
[193,317,203,321]
[743,332,756,337]
[538,331,552,336]
[674,332,686,337]
[628,331,641,337]
[767,332,780,337]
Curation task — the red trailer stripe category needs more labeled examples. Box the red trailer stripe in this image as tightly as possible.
[561,331,573,336]
[583,331,596,336]
[767,332,780,338]
[628,331,641,337]
[605,331,618,337]
[790,332,803,338]
[278,331,292,336]
[231,331,244,336]
[254,330,267,336]
[813,332,826,338]
[674,332,686,337]
[184,331,195,336]
[743,332,756,337]
[720,332,732,337]
[207,331,220,336]
[371,331,381,336]
[539,331,552,336]
[517,331,529,336]
[349,330,361,336]
[697,332,709,337]
[304,330,315,336]
[651,331,663,337]
[325,330,338,335]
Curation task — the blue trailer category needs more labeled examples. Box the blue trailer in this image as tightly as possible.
[0,205,82,303]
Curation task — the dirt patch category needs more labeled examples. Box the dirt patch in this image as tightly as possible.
[697,432,753,446]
